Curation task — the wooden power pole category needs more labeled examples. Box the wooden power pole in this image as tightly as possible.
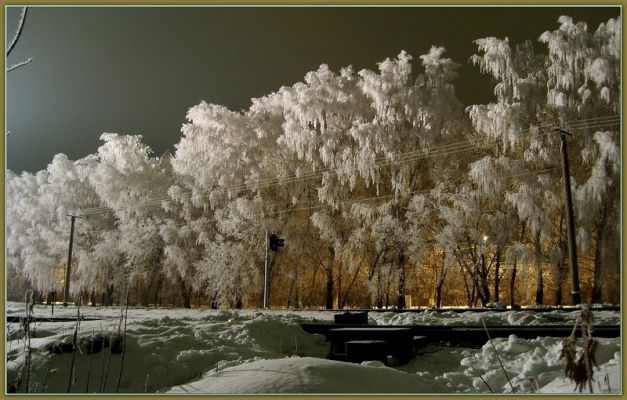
[555,128,582,305]
[63,213,81,307]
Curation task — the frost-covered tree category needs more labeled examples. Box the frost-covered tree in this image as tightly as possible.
[171,102,282,307]
[575,130,620,303]
[268,48,463,309]
[7,15,619,308]
[539,17,621,304]
[467,33,555,305]
[88,133,172,305]
[255,62,369,308]
[7,170,56,296]
[7,153,105,302]
[466,15,620,305]
[468,156,520,304]
[45,153,112,303]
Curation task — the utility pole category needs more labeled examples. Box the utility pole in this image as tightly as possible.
[555,127,581,305]
[263,230,269,309]
[63,213,81,307]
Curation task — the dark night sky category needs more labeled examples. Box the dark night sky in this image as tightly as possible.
[5,6,620,173]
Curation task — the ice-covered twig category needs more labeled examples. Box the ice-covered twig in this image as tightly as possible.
[7,7,28,57]
[7,57,33,73]
[7,7,33,73]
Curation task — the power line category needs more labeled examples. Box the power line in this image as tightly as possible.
[71,116,620,219]
[64,139,483,220]
[68,115,619,218]
[27,115,620,225]
[75,167,557,235]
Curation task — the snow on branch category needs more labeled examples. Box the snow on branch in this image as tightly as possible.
[6,7,33,73]
[7,57,33,73]
[6,7,28,57]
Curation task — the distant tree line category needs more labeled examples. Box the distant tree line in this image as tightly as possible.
[7,16,620,308]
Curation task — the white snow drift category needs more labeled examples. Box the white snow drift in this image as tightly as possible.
[5,303,621,394]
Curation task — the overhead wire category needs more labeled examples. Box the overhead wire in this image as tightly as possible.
[27,114,620,226]
[67,114,620,219]
[30,118,620,227]
[70,115,621,219]
[76,166,557,235]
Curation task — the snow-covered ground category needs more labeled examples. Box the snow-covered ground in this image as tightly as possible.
[5,302,621,394]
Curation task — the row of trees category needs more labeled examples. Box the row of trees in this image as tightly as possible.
[7,16,620,308]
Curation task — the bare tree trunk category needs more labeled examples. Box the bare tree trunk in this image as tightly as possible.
[470,249,485,307]
[591,200,608,304]
[510,260,517,307]
[325,246,335,310]
[534,230,544,305]
[494,246,501,304]
[180,280,191,309]
[435,282,443,308]
[376,267,384,309]
[337,262,344,309]
[286,274,295,309]
[342,261,364,309]
[142,284,150,307]
[479,253,490,306]
[294,263,300,309]
[454,248,473,307]
[385,271,392,309]
[368,250,385,309]
[461,266,472,307]
[510,222,525,307]
[154,278,162,307]
[397,246,406,309]
[469,245,481,307]
[435,253,447,308]
[106,285,114,306]
[304,263,318,308]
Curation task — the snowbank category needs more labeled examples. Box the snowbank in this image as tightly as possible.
[370,308,620,327]
[169,356,441,394]
[5,302,621,394]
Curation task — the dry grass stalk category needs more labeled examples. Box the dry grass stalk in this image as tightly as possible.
[101,322,117,392]
[481,317,516,393]
[23,290,34,393]
[98,324,109,392]
[604,366,611,393]
[115,292,130,393]
[560,306,597,393]
[41,354,54,393]
[85,329,96,392]
[67,294,83,392]
[527,377,539,393]
[469,363,494,393]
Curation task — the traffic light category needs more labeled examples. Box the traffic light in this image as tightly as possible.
[269,233,285,252]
